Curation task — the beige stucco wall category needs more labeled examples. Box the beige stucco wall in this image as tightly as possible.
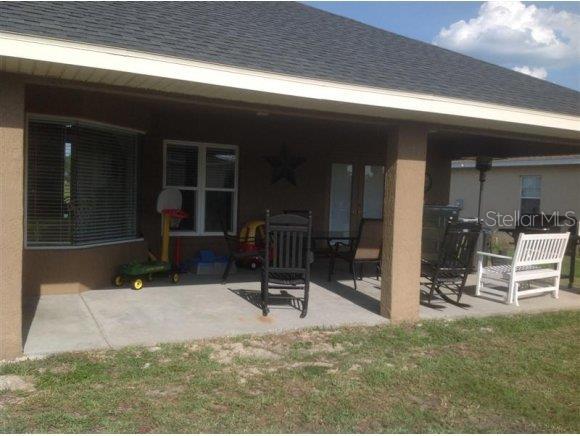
[0,75,25,359]
[18,83,449,305]
[450,165,580,225]
[21,84,393,297]
[23,241,148,297]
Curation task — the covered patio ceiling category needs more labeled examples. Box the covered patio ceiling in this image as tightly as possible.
[430,130,580,160]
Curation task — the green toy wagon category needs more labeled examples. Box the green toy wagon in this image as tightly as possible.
[113,260,179,290]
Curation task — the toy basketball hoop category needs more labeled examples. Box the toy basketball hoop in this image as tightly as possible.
[157,188,187,228]
[156,188,188,263]
[157,188,182,213]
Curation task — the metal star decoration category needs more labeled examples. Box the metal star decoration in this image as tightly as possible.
[264,145,306,186]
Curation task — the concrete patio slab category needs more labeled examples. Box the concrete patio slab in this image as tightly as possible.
[23,293,109,357]
[22,265,580,357]
[81,277,386,350]
[419,280,580,320]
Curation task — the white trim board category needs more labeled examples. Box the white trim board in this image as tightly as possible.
[0,32,579,140]
[452,156,580,168]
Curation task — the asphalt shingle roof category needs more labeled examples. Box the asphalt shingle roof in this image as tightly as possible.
[1,1,578,116]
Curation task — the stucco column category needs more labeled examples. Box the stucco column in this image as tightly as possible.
[380,125,428,322]
[0,76,25,359]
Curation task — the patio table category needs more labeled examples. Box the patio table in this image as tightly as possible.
[311,231,358,257]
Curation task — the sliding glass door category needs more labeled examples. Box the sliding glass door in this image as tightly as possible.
[328,162,385,234]
[328,163,353,233]
[363,165,385,219]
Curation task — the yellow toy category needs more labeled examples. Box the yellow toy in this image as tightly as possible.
[236,219,266,270]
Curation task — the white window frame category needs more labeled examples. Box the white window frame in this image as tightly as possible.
[163,139,238,236]
[520,175,542,213]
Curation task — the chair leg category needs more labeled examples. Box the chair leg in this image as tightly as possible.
[457,274,468,303]
[376,263,380,281]
[301,282,309,318]
[328,254,335,282]
[513,282,520,306]
[475,255,483,296]
[222,256,234,284]
[261,272,269,316]
[507,278,515,304]
[359,263,364,280]
[427,280,437,304]
[553,274,561,299]
[352,261,358,291]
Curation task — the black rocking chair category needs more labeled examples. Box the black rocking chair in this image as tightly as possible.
[261,210,312,318]
[421,221,482,304]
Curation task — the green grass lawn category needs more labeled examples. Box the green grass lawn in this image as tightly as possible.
[1,311,579,433]
[562,254,580,280]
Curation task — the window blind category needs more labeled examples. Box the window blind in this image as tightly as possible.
[165,144,198,187]
[26,119,140,247]
[27,120,72,246]
[73,125,139,245]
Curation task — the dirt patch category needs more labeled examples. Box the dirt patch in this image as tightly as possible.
[205,327,349,373]
[0,375,35,392]
[50,363,75,374]
[307,342,344,353]
[211,342,281,364]
[0,392,27,409]
[287,361,334,369]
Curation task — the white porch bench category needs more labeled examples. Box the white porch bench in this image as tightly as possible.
[476,232,570,306]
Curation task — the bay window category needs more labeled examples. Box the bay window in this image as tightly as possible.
[26,118,140,247]
[163,140,238,235]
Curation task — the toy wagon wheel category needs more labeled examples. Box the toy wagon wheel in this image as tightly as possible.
[170,272,179,284]
[113,275,124,287]
[132,278,144,291]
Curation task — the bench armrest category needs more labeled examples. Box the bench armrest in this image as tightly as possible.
[477,251,513,260]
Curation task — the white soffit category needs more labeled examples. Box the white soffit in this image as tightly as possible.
[0,32,579,140]
[453,155,580,168]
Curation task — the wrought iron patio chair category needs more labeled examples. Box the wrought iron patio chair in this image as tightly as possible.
[328,219,382,290]
[261,210,312,318]
[421,221,482,304]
